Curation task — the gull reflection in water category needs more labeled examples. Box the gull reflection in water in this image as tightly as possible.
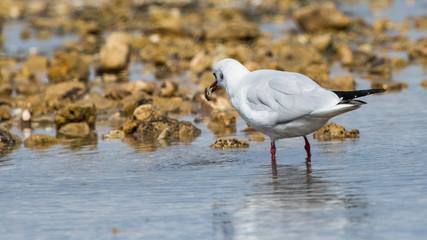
[212,164,371,239]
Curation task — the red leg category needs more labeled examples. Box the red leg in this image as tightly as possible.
[303,135,311,161]
[270,140,277,177]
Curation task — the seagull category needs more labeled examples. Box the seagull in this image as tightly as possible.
[206,58,385,168]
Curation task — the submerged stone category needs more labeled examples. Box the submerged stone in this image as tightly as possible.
[24,134,58,148]
[210,138,250,149]
[371,82,408,92]
[101,130,125,140]
[58,122,91,137]
[0,127,22,146]
[54,103,97,130]
[313,123,359,141]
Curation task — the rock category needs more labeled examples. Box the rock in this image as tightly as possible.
[152,96,192,114]
[47,50,90,83]
[409,38,427,63]
[121,118,140,134]
[273,44,324,73]
[45,81,87,97]
[58,122,90,137]
[414,17,427,29]
[369,58,391,78]
[329,75,356,91]
[294,2,352,33]
[421,80,427,88]
[105,88,132,101]
[54,103,97,130]
[157,127,171,140]
[77,92,117,114]
[248,136,265,142]
[96,32,130,74]
[24,134,58,148]
[206,20,260,41]
[313,123,359,141]
[122,80,156,95]
[0,83,12,97]
[135,116,179,140]
[190,50,213,73]
[210,138,250,149]
[178,121,201,141]
[101,130,125,140]
[133,115,200,142]
[338,47,376,67]
[158,80,178,97]
[133,104,156,122]
[22,55,49,76]
[0,127,22,146]
[120,92,152,116]
[0,104,11,122]
[390,57,409,70]
[371,82,408,92]
[207,111,236,135]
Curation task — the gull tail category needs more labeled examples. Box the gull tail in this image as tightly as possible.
[311,89,385,118]
[333,89,386,103]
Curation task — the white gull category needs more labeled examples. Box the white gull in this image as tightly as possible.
[206,58,385,167]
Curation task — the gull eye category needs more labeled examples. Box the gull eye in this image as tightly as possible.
[220,73,224,80]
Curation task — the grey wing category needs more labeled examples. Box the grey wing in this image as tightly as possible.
[246,71,339,124]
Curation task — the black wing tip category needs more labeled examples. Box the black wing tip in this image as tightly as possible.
[370,88,386,94]
[333,88,386,100]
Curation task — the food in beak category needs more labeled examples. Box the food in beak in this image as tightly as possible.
[204,81,217,101]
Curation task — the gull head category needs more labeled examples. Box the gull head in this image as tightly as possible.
[205,58,250,101]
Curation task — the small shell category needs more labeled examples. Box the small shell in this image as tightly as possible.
[204,87,213,101]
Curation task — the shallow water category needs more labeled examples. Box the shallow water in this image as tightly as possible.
[1,0,427,239]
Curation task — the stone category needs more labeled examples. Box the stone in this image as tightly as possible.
[158,80,178,97]
[104,88,132,101]
[273,44,324,73]
[391,57,409,70]
[22,55,49,76]
[133,104,155,122]
[97,32,130,74]
[369,58,391,78]
[47,50,90,83]
[0,127,22,146]
[206,20,260,41]
[338,47,376,67]
[24,134,58,148]
[101,130,125,140]
[313,123,359,141]
[294,2,352,33]
[122,80,156,95]
[121,118,140,134]
[207,111,236,135]
[54,103,97,130]
[178,121,201,141]
[190,50,213,73]
[152,96,192,114]
[133,115,200,142]
[421,80,427,88]
[0,83,12,97]
[210,138,250,149]
[58,122,91,137]
[120,92,152,116]
[329,75,356,91]
[371,82,408,92]
[409,38,427,63]
[157,127,172,140]
[0,104,11,122]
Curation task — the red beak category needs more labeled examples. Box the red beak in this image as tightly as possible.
[210,81,218,92]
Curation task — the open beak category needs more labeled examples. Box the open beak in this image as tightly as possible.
[205,81,218,101]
